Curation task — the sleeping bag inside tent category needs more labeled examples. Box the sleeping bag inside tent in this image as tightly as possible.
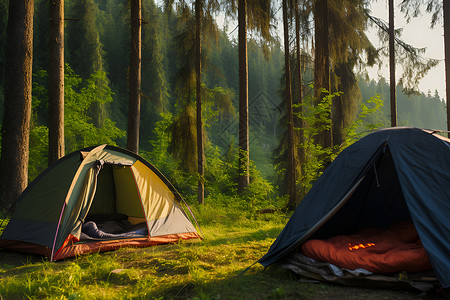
[259,127,450,289]
[0,145,201,261]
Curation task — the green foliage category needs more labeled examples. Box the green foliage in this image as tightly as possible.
[66,0,104,79]
[291,88,339,192]
[64,65,125,153]
[168,103,198,173]
[141,112,175,175]
[358,76,447,131]
[203,144,237,195]
[292,86,383,194]
[340,94,384,147]
[33,0,50,72]
[142,112,198,195]
[28,126,48,181]
[0,212,8,235]
[143,110,274,208]
[203,84,235,123]
[28,70,50,181]
[27,65,125,182]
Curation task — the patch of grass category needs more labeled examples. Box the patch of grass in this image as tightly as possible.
[0,213,8,236]
[0,201,434,299]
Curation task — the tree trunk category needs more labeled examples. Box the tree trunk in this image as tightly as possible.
[127,0,141,153]
[283,0,297,210]
[295,0,305,199]
[238,0,249,193]
[48,0,64,165]
[195,0,204,205]
[0,0,34,213]
[389,0,397,127]
[313,0,332,148]
[444,0,450,134]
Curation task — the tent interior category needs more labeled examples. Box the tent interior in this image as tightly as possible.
[282,146,440,291]
[79,163,150,241]
[312,147,411,239]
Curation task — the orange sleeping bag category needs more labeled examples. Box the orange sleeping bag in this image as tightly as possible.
[300,223,432,273]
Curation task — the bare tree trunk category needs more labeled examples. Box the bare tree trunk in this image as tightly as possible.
[283,0,297,210]
[444,0,450,134]
[0,0,34,213]
[314,0,332,148]
[48,0,64,165]
[195,0,204,205]
[389,0,397,127]
[127,0,141,154]
[295,0,305,198]
[238,0,249,194]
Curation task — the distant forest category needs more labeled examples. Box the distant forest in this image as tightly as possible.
[0,0,446,204]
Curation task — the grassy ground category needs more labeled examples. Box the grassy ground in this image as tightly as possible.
[0,202,444,299]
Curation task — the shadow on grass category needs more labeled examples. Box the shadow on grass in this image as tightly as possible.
[152,265,438,300]
[0,249,44,268]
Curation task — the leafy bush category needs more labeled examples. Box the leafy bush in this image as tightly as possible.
[28,65,126,181]
[292,88,383,195]
[64,66,125,152]
[143,112,277,211]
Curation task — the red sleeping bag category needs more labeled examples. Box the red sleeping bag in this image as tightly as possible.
[300,223,432,273]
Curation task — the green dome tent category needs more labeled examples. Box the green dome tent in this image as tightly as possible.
[0,145,201,261]
[259,127,450,289]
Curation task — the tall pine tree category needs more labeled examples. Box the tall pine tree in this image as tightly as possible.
[0,0,34,213]
[127,0,142,153]
[48,0,65,164]
[282,0,298,209]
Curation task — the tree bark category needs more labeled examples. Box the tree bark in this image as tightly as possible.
[283,0,297,210]
[127,0,142,153]
[195,0,204,205]
[295,0,305,198]
[444,0,450,133]
[48,0,65,165]
[0,0,34,213]
[238,0,249,193]
[313,0,332,148]
[389,0,397,127]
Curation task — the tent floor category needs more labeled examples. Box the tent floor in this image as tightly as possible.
[281,253,440,292]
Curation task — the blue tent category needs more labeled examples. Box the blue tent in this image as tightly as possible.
[259,127,450,288]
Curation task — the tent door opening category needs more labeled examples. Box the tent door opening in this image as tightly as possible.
[78,163,149,242]
[311,146,413,240]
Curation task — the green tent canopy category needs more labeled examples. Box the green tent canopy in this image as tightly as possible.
[0,145,201,261]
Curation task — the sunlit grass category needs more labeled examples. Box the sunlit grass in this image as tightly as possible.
[0,201,290,299]
[0,201,428,299]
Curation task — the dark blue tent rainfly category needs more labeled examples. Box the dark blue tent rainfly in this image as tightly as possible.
[259,127,450,288]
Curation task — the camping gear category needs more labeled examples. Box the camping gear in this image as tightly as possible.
[300,222,431,274]
[0,145,201,261]
[259,127,450,289]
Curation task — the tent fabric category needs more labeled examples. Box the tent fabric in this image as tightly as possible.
[0,145,201,260]
[258,127,450,288]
